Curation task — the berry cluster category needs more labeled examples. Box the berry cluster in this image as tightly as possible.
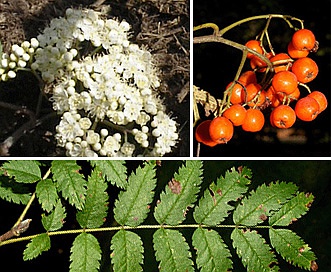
[196,28,328,147]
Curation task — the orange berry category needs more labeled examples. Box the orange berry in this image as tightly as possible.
[287,41,309,59]
[245,40,263,59]
[195,120,218,147]
[242,108,265,132]
[270,53,292,73]
[291,29,316,51]
[241,83,261,104]
[295,96,320,121]
[238,70,258,85]
[270,105,296,128]
[308,91,328,113]
[291,57,318,83]
[272,71,298,95]
[223,104,247,126]
[209,117,234,144]
[226,82,244,104]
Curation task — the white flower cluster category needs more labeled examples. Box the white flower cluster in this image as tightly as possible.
[30,8,178,157]
[0,38,39,81]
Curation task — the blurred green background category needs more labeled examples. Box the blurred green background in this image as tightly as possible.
[0,160,330,271]
[194,0,331,156]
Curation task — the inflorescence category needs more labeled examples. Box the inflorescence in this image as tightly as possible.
[0,8,179,157]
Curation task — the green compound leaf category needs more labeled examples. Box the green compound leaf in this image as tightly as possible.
[89,160,127,189]
[0,176,31,204]
[23,233,51,261]
[114,161,156,227]
[41,200,66,231]
[153,228,194,272]
[52,161,87,210]
[231,228,279,272]
[194,166,251,225]
[154,160,203,225]
[269,192,314,226]
[1,160,41,183]
[76,169,108,228]
[233,181,298,226]
[192,227,232,272]
[269,228,316,270]
[70,232,101,272]
[110,229,143,272]
[36,178,58,212]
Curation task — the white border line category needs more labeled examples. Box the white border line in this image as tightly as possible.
[190,0,194,158]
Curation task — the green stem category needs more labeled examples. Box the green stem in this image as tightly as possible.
[90,45,103,56]
[0,223,272,246]
[13,168,52,229]
[222,50,248,114]
[193,23,219,34]
[101,119,130,133]
[217,14,303,36]
[299,82,311,94]
[194,35,273,71]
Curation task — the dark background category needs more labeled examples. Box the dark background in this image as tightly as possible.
[0,160,330,271]
[193,0,331,157]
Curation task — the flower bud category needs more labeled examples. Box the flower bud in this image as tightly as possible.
[8,62,16,69]
[30,38,39,48]
[7,70,16,78]
[17,60,27,68]
[21,41,30,49]
[1,58,8,68]
[22,53,30,62]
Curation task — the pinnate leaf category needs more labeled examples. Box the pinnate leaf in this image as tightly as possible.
[194,166,251,225]
[36,178,58,212]
[1,160,41,183]
[231,228,279,271]
[110,229,143,272]
[192,227,232,272]
[154,160,203,225]
[90,160,127,189]
[114,161,156,227]
[52,161,86,210]
[153,228,194,272]
[41,200,66,231]
[23,233,50,261]
[233,181,298,226]
[76,169,108,228]
[269,192,314,226]
[269,228,316,270]
[69,232,101,272]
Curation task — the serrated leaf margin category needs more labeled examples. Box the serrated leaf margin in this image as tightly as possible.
[192,227,232,272]
[23,233,50,261]
[110,229,143,272]
[153,228,194,272]
[69,232,101,272]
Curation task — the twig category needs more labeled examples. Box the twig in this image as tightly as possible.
[0,219,32,244]
[0,168,51,246]
[194,35,273,71]
[176,81,189,103]
[0,101,36,156]
[90,0,107,8]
